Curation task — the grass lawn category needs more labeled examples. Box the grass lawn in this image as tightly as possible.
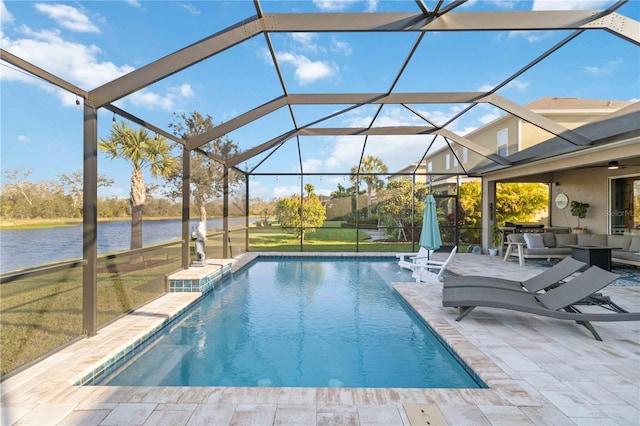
[249,221,419,252]
[0,244,182,377]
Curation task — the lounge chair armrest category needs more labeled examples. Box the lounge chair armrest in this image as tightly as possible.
[411,257,445,265]
[395,252,417,258]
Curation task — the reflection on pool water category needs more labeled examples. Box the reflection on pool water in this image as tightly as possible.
[91,257,484,388]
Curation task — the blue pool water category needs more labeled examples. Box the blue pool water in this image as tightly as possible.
[92,257,484,388]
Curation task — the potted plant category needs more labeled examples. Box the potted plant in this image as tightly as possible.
[570,200,590,234]
[489,225,503,256]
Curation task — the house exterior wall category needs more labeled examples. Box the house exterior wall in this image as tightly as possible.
[551,166,640,235]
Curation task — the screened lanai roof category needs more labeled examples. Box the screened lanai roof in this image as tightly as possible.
[2,0,639,187]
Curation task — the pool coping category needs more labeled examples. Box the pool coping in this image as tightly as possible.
[68,252,534,404]
[80,254,491,389]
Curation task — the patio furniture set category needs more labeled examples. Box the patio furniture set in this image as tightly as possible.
[504,232,640,268]
[398,249,640,341]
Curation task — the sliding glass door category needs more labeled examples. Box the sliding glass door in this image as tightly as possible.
[610,175,640,236]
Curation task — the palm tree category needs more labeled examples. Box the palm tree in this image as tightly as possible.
[99,121,179,255]
[350,155,388,217]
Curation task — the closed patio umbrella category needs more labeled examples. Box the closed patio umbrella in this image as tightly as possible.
[419,194,442,260]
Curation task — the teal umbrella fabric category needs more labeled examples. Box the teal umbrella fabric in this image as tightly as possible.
[419,194,442,258]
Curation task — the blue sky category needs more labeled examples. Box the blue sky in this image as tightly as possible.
[1,0,638,201]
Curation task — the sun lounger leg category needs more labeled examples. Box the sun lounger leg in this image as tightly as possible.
[564,305,603,341]
[576,320,603,341]
[456,306,475,321]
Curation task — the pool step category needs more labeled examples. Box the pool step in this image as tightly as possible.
[167,259,233,293]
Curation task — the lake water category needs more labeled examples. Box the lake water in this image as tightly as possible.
[0,218,251,273]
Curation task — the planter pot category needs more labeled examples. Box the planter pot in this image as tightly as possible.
[572,227,587,234]
[488,248,499,256]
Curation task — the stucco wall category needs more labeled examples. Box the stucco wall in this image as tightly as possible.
[551,167,640,234]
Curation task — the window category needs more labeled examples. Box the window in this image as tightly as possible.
[497,128,508,156]
[453,151,459,167]
[445,154,450,170]
[427,161,433,173]
[610,175,640,236]
[462,147,468,164]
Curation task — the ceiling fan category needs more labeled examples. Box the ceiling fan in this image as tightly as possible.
[579,160,640,170]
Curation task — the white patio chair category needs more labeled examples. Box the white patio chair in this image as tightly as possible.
[396,247,433,271]
[411,246,458,283]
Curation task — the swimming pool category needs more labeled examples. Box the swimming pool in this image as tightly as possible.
[92,257,484,388]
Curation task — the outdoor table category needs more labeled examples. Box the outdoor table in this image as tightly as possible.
[566,245,620,272]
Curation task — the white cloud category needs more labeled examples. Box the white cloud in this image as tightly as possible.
[126,0,142,7]
[316,105,489,172]
[582,60,621,76]
[128,83,195,111]
[2,26,132,89]
[1,1,14,24]
[487,1,517,8]
[34,3,100,33]
[314,188,333,197]
[509,30,556,43]
[325,156,342,169]
[505,79,528,92]
[179,3,201,15]
[331,37,352,56]
[477,111,502,125]
[276,51,336,84]
[532,1,612,11]
[365,0,378,12]
[302,158,323,173]
[18,134,29,143]
[291,33,320,53]
[313,0,377,12]
[1,26,193,110]
[273,185,302,198]
[313,0,358,11]
[478,79,528,93]
[178,83,195,98]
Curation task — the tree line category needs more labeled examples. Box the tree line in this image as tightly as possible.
[0,167,235,221]
[2,107,549,255]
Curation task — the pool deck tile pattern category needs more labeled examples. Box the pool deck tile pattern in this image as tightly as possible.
[1,252,639,425]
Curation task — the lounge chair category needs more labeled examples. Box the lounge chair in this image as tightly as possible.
[411,246,457,283]
[443,257,586,293]
[442,266,640,340]
[396,247,432,271]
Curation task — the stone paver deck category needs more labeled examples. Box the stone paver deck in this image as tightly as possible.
[1,253,639,425]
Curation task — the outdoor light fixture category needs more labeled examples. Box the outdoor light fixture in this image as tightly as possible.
[607,161,620,170]
[112,112,116,125]
[75,94,80,109]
